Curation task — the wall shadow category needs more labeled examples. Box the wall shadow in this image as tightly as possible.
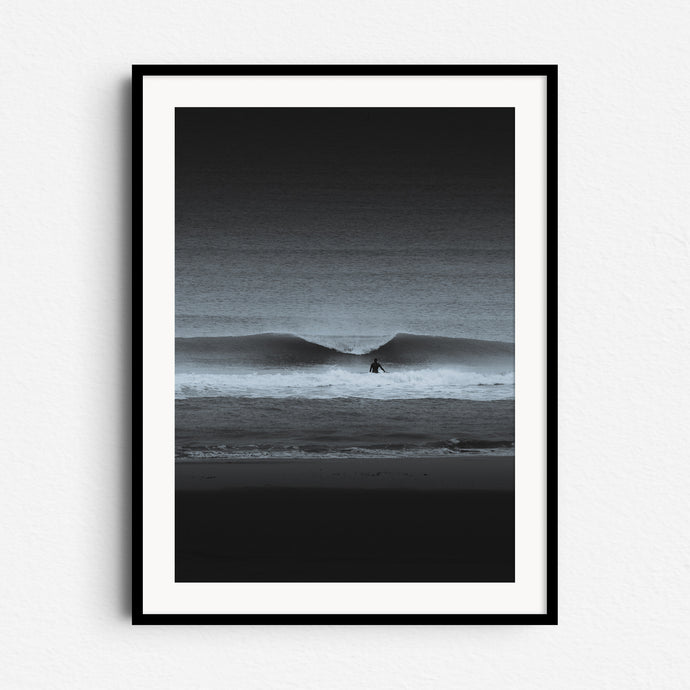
[117,77,132,618]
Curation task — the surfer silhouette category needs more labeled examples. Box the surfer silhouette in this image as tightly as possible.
[369,358,386,373]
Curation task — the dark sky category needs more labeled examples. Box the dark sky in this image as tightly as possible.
[175,108,514,244]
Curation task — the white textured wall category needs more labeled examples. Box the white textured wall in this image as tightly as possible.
[2,1,689,687]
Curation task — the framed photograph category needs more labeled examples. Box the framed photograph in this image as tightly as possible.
[134,65,557,623]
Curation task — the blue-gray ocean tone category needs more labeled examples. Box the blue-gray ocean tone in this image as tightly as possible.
[175,108,514,460]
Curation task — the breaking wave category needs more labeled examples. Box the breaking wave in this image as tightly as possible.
[176,332,514,369]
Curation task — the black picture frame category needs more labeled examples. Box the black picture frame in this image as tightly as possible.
[133,64,557,625]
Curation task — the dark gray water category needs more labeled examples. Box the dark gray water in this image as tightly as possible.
[176,397,514,460]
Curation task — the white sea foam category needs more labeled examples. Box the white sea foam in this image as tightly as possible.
[298,334,397,355]
[178,445,514,459]
[175,367,515,400]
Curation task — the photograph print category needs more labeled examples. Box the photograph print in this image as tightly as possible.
[175,106,516,583]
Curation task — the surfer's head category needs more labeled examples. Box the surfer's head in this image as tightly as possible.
[373,358,378,362]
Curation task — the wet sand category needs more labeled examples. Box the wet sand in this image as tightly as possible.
[176,457,514,582]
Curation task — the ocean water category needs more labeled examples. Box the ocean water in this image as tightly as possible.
[175,237,514,342]
[175,108,514,461]
[175,333,514,459]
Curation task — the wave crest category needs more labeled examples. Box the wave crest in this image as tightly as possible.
[298,334,397,355]
[176,332,514,369]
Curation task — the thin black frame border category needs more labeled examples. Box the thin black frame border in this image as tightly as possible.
[132,64,558,625]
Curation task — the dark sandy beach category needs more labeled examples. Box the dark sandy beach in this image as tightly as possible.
[176,457,514,582]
